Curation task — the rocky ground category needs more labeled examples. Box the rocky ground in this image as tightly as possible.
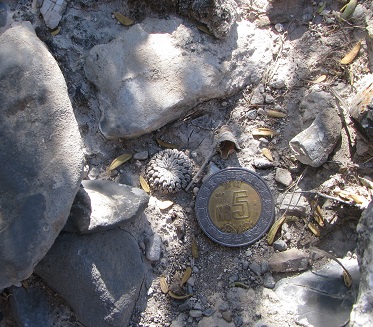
[1,0,373,327]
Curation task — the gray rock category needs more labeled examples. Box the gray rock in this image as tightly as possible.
[252,158,275,169]
[189,309,203,318]
[350,201,373,327]
[84,17,273,139]
[273,239,288,252]
[269,248,309,272]
[275,258,360,327]
[40,0,68,29]
[278,191,308,216]
[263,273,276,289]
[133,151,149,160]
[0,2,7,27]
[275,168,292,187]
[249,262,262,276]
[64,180,149,234]
[146,233,162,262]
[35,229,145,327]
[289,90,342,167]
[0,23,84,289]
[266,0,307,24]
[246,109,258,120]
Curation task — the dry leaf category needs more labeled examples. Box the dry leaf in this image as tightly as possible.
[160,276,169,294]
[340,40,361,65]
[197,24,212,35]
[233,282,250,289]
[267,215,286,245]
[156,138,177,149]
[168,291,193,300]
[262,148,274,161]
[158,200,173,210]
[107,153,132,172]
[349,193,366,204]
[340,0,358,20]
[51,27,61,36]
[266,110,287,118]
[21,280,29,291]
[191,237,199,259]
[139,175,150,193]
[343,270,353,288]
[318,3,326,14]
[360,176,373,189]
[113,12,134,26]
[313,205,325,227]
[308,222,320,237]
[311,75,327,84]
[180,267,192,287]
[252,128,279,137]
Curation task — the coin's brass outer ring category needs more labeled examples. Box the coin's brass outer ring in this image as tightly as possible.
[195,167,274,247]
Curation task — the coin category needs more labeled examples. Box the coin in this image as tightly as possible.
[195,167,274,247]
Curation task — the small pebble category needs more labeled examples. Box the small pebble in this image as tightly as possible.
[257,108,266,116]
[189,310,203,318]
[246,109,258,120]
[242,260,249,270]
[265,94,275,104]
[249,262,262,276]
[221,310,233,322]
[187,276,195,287]
[273,239,287,252]
[203,308,215,317]
[261,261,269,274]
[133,151,148,160]
[275,168,292,186]
[270,79,286,89]
[263,273,276,289]
[274,23,284,33]
[179,301,192,311]
[145,234,162,262]
[253,158,275,169]
[193,187,199,196]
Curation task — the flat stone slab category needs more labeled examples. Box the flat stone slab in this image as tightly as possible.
[0,22,84,289]
[64,180,149,234]
[84,16,273,139]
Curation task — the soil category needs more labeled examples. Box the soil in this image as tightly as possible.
[0,1,372,327]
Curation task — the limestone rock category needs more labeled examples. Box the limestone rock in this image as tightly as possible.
[35,229,145,327]
[0,23,84,289]
[289,90,342,167]
[84,16,273,139]
[40,0,68,29]
[350,201,373,327]
[63,180,149,234]
[269,248,309,272]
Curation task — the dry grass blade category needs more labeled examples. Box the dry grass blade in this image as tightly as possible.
[180,267,192,287]
[340,40,361,65]
[156,138,178,149]
[252,128,279,137]
[51,27,61,36]
[307,222,320,236]
[139,175,150,193]
[168,291,193,300]
[191,237,199,259]
[197,24,212,35]
[313,205,325,227]
[343,270,353,288]
[267,215,286,245]
[107,153,132,172]
[160,276,169,294]
[266,110,287,118]
[262,148,274,161]
[113,12,134,26]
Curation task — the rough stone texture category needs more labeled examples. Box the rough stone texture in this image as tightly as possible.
[269,248,309,272]
[84,16,273,139]
[0,23,84,290]
[289,90,342,167]
[40,0,68,29]
[275,168,292,187]
[63,180,149,234]
[350,201,373,327]
[0,2,7,27]
[266,0,307,24]
[35,229,145,327]
[275,258,360,327]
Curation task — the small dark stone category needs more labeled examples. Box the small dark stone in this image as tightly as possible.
[273,239,288,252]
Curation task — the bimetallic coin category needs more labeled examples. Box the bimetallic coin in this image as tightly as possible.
[195,168,274,247]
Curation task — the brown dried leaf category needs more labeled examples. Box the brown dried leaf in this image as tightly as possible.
[156,138,178,149]
[158,200,173,210]
[262,148,274,161]
[139,175,150,193]
[191,237,199,259]
[51,27,61,36]
[313,204,325,227]
[343,270,353,288]
[267,215,286,245]
[340,40,361,65]
[252,128,279,137]
[308,222,320,237]
[160,276,169,294]
[180,267,192,287]
[311,75,327,84]
[349,193,366,204]
[266,110,287,118]
[107,153,132,172]
[113,12,134,26]
[168,291,193,300]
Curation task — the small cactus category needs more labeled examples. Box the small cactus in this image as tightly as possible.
[144,149,193,194]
